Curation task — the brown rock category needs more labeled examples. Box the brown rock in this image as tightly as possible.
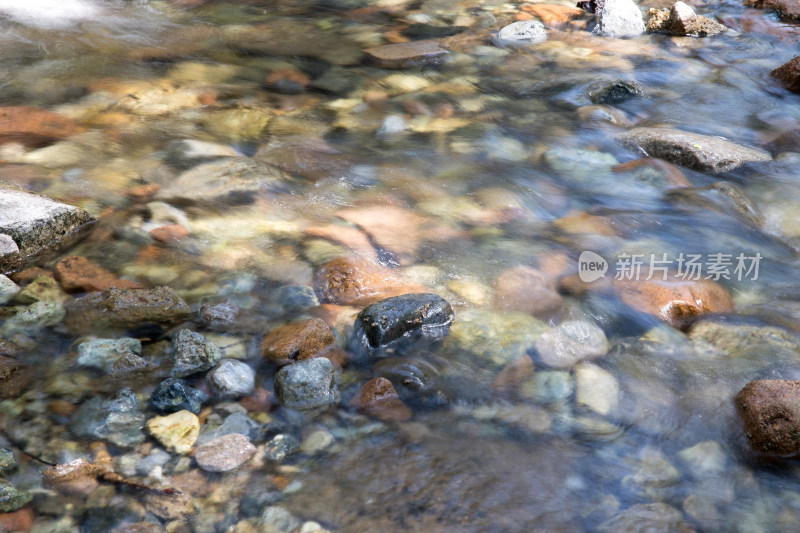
[553,210,618,236]
[494,266,563,318]
[363,40,448,68]
[614,275,733,329]
[313,257,425,306]
[493,355,535,395]
[145,491,194,521]
[736,380,800,456]
[0,106,79,147]
[772,56,800,93]
[9,267,52,284]
[239,387,273,412]
[0,507,33,533]
[749,0,800,20]
[254,137,354,181]
[126,184,160,203]
[265,68,311,92]
[149,224,190,243]
[261,318,336,366]
[54,256,141,293]
[0,355,31,399]
[193,433,257,472]
[350,377,412,421]
[520,3,584,28]
[296,344,350,369]
[64,286,192,332]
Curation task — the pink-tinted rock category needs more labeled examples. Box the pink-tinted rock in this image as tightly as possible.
[0,507,33,533]
[494,266,563,318]
[149,224,190,243]
[193,433,257,472]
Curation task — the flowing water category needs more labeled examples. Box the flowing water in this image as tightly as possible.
[3,0,800,531]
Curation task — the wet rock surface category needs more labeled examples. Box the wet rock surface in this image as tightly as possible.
[170,329,221,377]
[351,293,454,357]
[350,377,413,421]
[313,257,425,306]
[0,189,96,273]
[274,358,339,410]
[206,359,255,398]
[618,127,771,173]
[736,380,800,456]
[193,433,256,472]
[592,0,646,37]
[261,318,336,366]
[150,378,208,414]
[363,40,448,68]
[646,2,728,35]
[65,286,192,332]
[70,388,146,448]
[771,56,800,93]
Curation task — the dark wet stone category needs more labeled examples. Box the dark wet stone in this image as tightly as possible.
[170,329,222,377]
[0,448,17,475]
[274,358,339,410]
[736,380,800,456]
[0,482,31,513]
[351,293,454,358]
[264,434,301,461]
[65,286,192,333]
[274,285,319,313]
[150,378,208,414]
[588,79,644,105]
[0,188,96,273]
[310,67,362,95]
[402,24,468,39]
[771,56,800,93]
[70,388,146,448]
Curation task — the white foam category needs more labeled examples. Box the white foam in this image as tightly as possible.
[0,0,104,29]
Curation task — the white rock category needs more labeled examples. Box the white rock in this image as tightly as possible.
[535,320,609,368]
[0,275,20,304]
[678,440,727,475]
[575,362,620,416]
[493,21,548,47]
[593,0,645,38]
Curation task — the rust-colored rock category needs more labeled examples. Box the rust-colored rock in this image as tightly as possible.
[149,224,190,243]
[614,275,733,328]
[350,377,412,421]
[363,40,448,68]
[748,0,800,20]
[0,507,33,533]
[520,3,585,28]
[9,267,52,284]
[261,318,336,366]
[239,387,273,412]
[771,56,800,93]
[313,256,425,306]
[0,106,79,147]
[0,355,31,399]
[54,256,140,293]
[736,380,800,456]
[494,266,563,319]
[265,68,311,93]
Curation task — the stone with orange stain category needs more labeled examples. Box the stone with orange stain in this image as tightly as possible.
[350,377,412,421]
[0,507,33,532]
[149,224,190,243]
[54,256,140,293]
[494,266,564,319]
[614,275,734,328]
[314,256,425,306]
[0,106,79,147]
[520,4,585,28]
[10,267,52,284]
[261,318,336,366]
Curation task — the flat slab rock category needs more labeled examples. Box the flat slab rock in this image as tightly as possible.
[618,127,771,173]
[0,189,95,273]
[363,40,448,68]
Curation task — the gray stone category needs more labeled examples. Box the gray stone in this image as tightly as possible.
[164,139,239,169]
[200,299,240,329]
[588,79,644,105]
[0,275,20,304]
[77,337,142,373]
[196,412,261,446]
[274,358,339,410]
[0,482,31,512]
[155,158,297,205]
[70,388,146,448]
[207,359,255,399]
[265,434,301,462]
[534,320,609,368]
[492,21,547,47]
[300,430,335,454]
[0,448,17,474]
[619,127,771,173]
[135,448,171,476]
[259,506,301,533]
[678,440,727,475]
[1,300,64,337]
[171,329,222,377]
[0,188,95,273]
[194,433,257,472]
[593,0,646,38]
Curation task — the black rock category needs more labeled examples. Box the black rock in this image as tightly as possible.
[588,79,644,105]
[350,293,454,358]
[150,378,208,414]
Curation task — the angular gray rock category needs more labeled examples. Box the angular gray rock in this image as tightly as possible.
[154,158,297,205]
[171,329,222,377]
[70,388,146,448]
[619,127,771,173]
[77,337,143,373]
[593,0,646,38]
[0,188,95,273]
[274,358,339,410]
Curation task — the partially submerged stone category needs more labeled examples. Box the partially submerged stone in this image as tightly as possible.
[771,56,800,94]
[194,433,256,472]
[70,388,146,448]
[65,286,192,333]
[492,21,548,47]
[646,2,728,36]
[736,380,800,456]
[350,377,412,421]
[363,40,448,68]
[0,188,95,273]
[0,106,78,147]
[313,257,425,306]
[588,79,644,105]
[592,0,646,38]
[261,318,336,366]
[54,256,140,292]
[618,127,771,173]
[274,358,339,410]
[534,320,609,368]
[146,410,200,455]
[745,0,800,21]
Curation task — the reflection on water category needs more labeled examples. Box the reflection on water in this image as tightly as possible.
[1,0,800,531]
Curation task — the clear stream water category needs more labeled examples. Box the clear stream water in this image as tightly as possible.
[3,0,800,531]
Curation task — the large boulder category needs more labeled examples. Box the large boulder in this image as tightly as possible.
[618,128,771,173]
[0,189,95,273]
[735,380,800,456]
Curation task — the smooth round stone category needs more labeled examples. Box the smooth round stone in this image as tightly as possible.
[534,321,609,368]
[207,359,255,399]
[300,430,335,455]
[493,21,547,47]
[519,371,575,403]
[575,363,620,416]
[194,433,257,473]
